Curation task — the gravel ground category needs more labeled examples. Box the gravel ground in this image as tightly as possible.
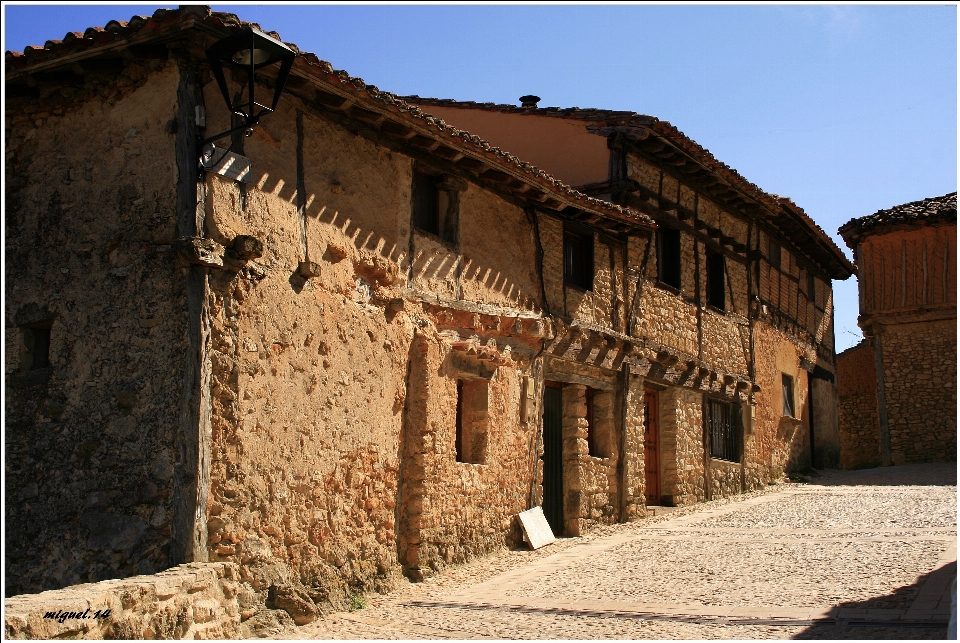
[279,463,956,640]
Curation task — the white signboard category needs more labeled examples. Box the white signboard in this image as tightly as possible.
[517,506,556,550]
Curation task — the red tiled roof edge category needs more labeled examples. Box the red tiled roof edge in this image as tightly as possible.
[5,6,654,231]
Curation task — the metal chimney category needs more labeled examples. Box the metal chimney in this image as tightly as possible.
[519,95,541,108]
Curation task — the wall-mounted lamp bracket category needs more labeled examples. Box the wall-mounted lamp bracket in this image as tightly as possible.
[199,27,295,150]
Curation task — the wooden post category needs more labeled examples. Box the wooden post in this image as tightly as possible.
[171,61,211,565]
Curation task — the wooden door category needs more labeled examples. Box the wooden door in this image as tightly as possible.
[643,388,660,505]
[541,384,564,536]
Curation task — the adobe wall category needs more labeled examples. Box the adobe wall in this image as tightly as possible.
[880,318,957,464]
[407,107,610,188]
[5,62,185,595]
[752,322,812,478]
[199,82,548,605]
[837,341,881,469]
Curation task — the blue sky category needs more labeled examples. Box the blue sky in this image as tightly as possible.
[4,3,956,351]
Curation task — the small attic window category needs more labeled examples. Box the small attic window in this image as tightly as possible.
[413,169,459,244]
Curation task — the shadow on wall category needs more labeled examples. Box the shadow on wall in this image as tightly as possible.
[790,563,953,639]
[248,167,539,311]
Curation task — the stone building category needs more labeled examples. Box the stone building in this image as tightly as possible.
[5,5,852,620]
[837,193,957,468]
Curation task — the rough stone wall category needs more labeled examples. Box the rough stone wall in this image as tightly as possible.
[752,322,811,478]
[635,285,698,357]
[200,84,549,604]
[561,385,620,535]
[880,319,957,463]
[199,93,414,605]
[5,563,241,640]
[837,340,881,468]
[658,386,705,505]
[709,457,742,500]
[398,329,537,576]
[701,309,750,377]
[5,63,184,595]
[621,373,647,520]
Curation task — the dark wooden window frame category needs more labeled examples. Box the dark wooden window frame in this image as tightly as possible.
[564,225,594,291]
[656,226,682,290]
[768,236,781,270]
[706,248,725,311]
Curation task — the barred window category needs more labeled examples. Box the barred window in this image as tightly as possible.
[708,398,741,462]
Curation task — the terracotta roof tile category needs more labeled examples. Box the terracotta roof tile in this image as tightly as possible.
[838,192,957,246]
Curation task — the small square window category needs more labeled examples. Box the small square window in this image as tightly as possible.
[657,227,682,290]
[707,249,725,310]
[782,374,795,418]
[564,228,594,291]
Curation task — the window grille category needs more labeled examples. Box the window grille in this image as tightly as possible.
[709,398,741,462]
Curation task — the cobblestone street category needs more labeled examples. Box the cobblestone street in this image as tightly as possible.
[286,463,956,640]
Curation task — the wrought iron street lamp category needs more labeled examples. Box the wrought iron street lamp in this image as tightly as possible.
[201,27,295,146]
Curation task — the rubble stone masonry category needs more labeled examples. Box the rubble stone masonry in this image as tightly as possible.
[837,341,881,469]
[880,319,956,464]
[5,563,242,640]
